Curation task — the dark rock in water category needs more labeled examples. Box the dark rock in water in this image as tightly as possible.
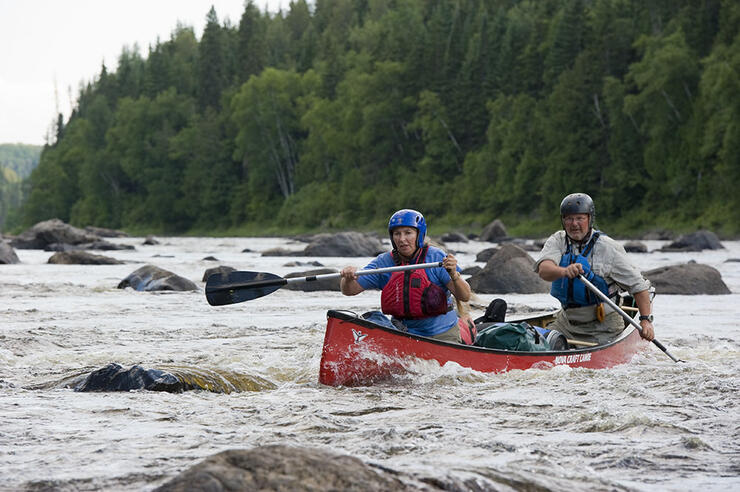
[84,226,128,238]
[623,241,648,253]
[303,232,384,257]
[479,219,508,242]
[71,363,277,393]
[725,258,740,263]
[440,232,468,243]
[202,265,236,282]
[475,247,498,263]
[643,263,731,295]
[0,240,20,264]
[658,230,724,252]
[45,240,134,252]
[261,247,304,257]
[11,218,100,249]
[154,445,410,492]
[75,363,183,392]
[48,251,124,265]
[118,265,198,291]
[461,266,481,276]
[202,256,219,261]
[469,244,549,294]
[284,268,340,291]
[283,260,324,267]
[143,235,160,245]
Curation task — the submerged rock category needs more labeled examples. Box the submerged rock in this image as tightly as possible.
[155,445,411,491]
[75,363,182,392]
[73,363,276,393]
[118,265,198,291]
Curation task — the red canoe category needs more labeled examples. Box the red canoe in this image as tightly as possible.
[319,309,648,386]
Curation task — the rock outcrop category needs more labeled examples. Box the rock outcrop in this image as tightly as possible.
[48,251,124,265]
[11,219,133,251]
[657,230,724,252]
[479,219,508,242]
[469,244,549,294]
[303,232,384,257]
[0,240,20,264]
[155,445,412,491]
[643,262,731,295]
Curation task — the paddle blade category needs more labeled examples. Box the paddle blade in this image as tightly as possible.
[205,271,285,306]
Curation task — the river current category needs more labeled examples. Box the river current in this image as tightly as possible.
[1,236,738,491]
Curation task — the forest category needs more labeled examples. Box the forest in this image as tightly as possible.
[10,0,740,237]
[0,143,40,231]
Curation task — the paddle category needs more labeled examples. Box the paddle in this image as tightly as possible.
[578,274,683,363]
[206,261,444,306]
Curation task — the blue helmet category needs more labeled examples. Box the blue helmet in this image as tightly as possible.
[388,209,426,249]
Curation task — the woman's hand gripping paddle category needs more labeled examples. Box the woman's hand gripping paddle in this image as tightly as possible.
[205,261,444,306]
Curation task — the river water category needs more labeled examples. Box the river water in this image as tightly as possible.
[1,236,738,491]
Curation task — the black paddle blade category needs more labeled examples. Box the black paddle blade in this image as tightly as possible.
[205,271,285,306]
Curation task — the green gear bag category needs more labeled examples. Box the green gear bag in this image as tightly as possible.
[473,322,550,351]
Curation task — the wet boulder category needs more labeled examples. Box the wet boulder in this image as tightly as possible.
[657,230,724,252]
[475,247,498,263]
[623,241,648,253]
[48,251,124,265]
[440,231,468,243]
[11,218,100,249]
[469,244,549,294]
[643,262,731,295]
[302,232,384,257]
[202,265,236,282]
[155,445,411,492]
[261,247,304,257]
[118,265,198,291]
[75,363,183,392]
[84,226,128,238]
[283,268,340,292]
[479,219,508,242]
[0,240,20,264]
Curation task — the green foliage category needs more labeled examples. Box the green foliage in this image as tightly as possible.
[12,0,740,236]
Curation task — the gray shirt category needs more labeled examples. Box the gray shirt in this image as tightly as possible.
[534,230,650,295]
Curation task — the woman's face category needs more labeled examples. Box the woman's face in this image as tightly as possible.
[392,226,418,257]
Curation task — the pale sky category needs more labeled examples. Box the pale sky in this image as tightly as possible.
[0,0,285,145]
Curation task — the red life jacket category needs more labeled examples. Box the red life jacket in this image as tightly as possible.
[381,246,450,319]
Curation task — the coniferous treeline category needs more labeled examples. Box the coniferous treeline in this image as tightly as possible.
[0,143,40,230]
[16,0,740,235]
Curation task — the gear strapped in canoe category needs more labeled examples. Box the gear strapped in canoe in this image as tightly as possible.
[205,261,444,306]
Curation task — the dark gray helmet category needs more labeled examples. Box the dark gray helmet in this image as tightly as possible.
[560,193,595,228]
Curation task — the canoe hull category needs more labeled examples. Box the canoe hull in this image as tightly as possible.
[318,310,648,386]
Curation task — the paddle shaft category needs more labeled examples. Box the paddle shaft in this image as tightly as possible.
[578,274,682,363]
[210,261,444,293]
